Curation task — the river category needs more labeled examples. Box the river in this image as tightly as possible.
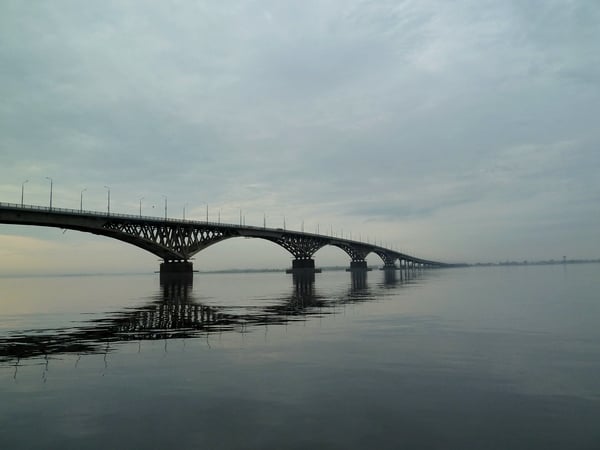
[1,264,599,449]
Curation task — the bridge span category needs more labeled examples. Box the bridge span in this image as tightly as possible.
[0,202,448,278]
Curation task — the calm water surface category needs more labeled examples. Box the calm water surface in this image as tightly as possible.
[1,265,599,449]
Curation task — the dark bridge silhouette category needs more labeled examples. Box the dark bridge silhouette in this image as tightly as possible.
[0,202,448,277]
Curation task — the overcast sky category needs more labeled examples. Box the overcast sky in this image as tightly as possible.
[1,0,599,274]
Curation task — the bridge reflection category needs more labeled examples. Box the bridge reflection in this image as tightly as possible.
[0,270,422,363]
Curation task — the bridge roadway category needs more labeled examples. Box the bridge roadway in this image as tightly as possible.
[0,202,448,277]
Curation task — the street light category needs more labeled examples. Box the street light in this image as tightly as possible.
[80,188,87,212]
[163,195,167,220]
[104,186,110,215]
[139,197,144,217]
[183,203,188,220]
[21,179,29,206]
[45,177,53,210]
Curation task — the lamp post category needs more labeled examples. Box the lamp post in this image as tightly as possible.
[45,177,53,210]
[183,203,188,220]
[163,195,167,220]
[139,197,144,217]
[21,179,29,206]
[104,186,110,215]
[80,188,87,212]
[206,204,209,223]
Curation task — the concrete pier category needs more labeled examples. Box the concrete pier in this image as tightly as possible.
[160,261,194,283]
[286,258,322,275]
[346,260,372,272]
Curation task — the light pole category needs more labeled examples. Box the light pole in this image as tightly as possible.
[45,177,53,210]
[183,203,188,220]
[206,204,209,223]
[80,188,87,212]
[139,197,144,217]
[163,195,168,220]
[104,186,110,215]
[21,179,29,206]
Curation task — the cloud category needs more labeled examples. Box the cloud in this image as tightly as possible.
[1,0,599,270]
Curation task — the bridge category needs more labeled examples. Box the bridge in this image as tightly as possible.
[0,202,448,277]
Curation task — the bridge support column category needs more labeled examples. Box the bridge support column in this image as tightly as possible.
[350,270,368,290]
[346,260,371,272]
[160,261,194,284]
[383,268,397,284]
[286,258,321,275]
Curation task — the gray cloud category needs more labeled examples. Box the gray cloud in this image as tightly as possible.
[1,0,599,271]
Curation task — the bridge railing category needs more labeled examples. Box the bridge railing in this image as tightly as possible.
[0,201,309,233]
[0,201,244,228]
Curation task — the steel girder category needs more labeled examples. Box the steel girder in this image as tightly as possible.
[373,250,398,267]
[102,221,238,261]
[273,234,327,260]
[332,242,372,262]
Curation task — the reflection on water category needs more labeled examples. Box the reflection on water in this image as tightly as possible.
[0,270,420,364]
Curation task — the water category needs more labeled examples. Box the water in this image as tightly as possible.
[1,265,599,449]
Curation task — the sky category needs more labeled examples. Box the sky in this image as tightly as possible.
[1,0,599,274]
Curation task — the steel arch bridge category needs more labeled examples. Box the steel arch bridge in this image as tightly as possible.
[0,202,448,276]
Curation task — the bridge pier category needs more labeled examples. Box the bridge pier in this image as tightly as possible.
[286,258,321,276]
[383,268,397,284]
[350,270,368,290]
[160,261,194,284]
[346,260,372,272]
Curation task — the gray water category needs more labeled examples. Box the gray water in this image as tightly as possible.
[1,265,599,449]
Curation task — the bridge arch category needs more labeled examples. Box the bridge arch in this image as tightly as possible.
[192,235,296,269]
[313,244,356,267]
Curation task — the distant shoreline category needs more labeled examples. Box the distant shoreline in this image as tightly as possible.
[469,259,600,267]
